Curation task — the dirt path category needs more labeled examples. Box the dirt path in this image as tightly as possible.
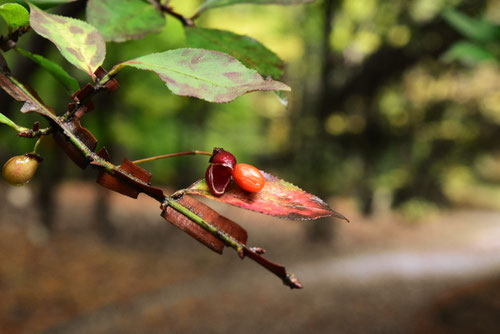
[46,248,500,334]
[48,208,500,333]
[1,183,500,333]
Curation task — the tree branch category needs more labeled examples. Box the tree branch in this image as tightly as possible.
[0,67,302,289]
[0,26,30,52]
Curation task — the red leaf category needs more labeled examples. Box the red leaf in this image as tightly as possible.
[184,171,348,221]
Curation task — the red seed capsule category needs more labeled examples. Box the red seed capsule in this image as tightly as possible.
[232,163,265,193]
[205,163,232,196]
[205,148,237,196]
[210,148,236,169]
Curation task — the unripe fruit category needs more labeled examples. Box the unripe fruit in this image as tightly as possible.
[2,154,40,186]
[232,163,265,193]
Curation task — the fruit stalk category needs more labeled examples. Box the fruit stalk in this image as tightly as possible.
[133,150,212,165]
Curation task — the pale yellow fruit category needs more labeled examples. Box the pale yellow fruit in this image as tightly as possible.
[2,155,39,186]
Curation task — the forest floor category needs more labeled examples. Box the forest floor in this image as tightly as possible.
[1,181,500,334]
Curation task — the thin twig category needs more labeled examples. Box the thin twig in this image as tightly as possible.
[133,150,212,165]
[0,26,31,52]
[18,126,53,138]
[150,0,195,27]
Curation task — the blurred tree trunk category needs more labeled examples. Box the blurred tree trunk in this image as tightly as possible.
[10,29,59,232]
[92,148,116,241]
[0,34,61,232]
[302,0,338,242]
[94,187,116,240]
[92,92,117,240]
[328,17,463,215]
[32,2,86,233]
[293,0,463,229]
[177,100,213,188]
[37,148,65,232]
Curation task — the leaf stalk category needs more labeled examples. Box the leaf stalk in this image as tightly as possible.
[0,112,29,133]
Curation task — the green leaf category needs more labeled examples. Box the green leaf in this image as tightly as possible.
[443,41,497,65]
[29,3,106,78]
[114,48,290,103]
[185,28,288,105]
[0,3,29,30]
[86,0,165,43]
[195,0,314,16]
[186,27,284,80]
[21,0,75,3]
[16,47,79,94]
[2,1,77,9]
[442,8,500,43]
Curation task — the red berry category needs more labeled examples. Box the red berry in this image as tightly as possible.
[2,154,40,186]
[232,163,265,193]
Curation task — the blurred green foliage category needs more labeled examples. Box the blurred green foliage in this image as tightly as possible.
[1,0,500,214]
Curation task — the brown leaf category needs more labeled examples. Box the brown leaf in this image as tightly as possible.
[96,158,164,201]
[0,71,55,117]
[53,120,97,169]
[161,195,248,253]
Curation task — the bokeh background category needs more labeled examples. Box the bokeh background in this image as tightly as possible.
[1,0,500,332]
